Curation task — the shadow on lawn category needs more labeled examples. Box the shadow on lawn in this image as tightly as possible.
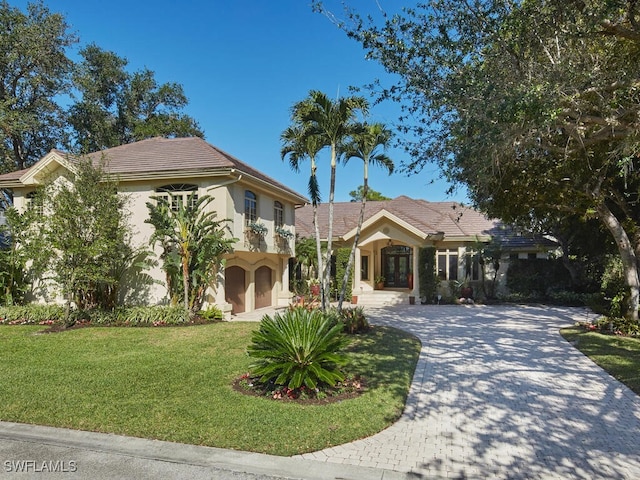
[346,325,421,418]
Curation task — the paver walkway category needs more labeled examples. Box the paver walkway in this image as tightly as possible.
[295,305,640,479]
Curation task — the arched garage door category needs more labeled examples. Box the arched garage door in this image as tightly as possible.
[255,266,272,309]
[225,266,246,314]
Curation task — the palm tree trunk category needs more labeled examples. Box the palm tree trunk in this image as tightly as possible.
[323,146,337,310]
[338,163,369,310]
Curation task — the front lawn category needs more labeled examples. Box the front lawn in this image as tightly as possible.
[0,322,420,456]
[561,327,640,395]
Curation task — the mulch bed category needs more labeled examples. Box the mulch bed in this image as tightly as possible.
[232,374,366,405]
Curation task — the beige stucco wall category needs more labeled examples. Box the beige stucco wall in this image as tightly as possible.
[12,168,299,316]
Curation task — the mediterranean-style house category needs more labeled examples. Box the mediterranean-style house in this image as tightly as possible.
[0,137,308,318]
[295,196,557,305]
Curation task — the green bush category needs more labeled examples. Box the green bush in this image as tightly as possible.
[584,316,640,337]
[327,306,369,334]
[198,305,224,321]
[0,304,66,325]
[247,308,349,390]
[506,258,572,296]
[419,247,438,303]
[0,304,213,327]
[334,247,353,300]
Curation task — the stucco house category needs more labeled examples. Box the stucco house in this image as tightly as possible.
[0,136,308,317]
[295,196,556,305]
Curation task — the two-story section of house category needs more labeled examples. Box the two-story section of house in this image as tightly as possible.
[0,137,308,318]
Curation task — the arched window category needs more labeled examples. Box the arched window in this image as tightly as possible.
[244,190,257,226]
[155,184,198,211]
[274,201,284,228]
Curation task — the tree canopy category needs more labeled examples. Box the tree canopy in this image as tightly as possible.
[0,1,202,171]
[348,185,391,202]
[68,44,203,153]
[0,0,76,171]
[320,0,640,319]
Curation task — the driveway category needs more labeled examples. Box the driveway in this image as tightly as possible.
[296,304,640,479]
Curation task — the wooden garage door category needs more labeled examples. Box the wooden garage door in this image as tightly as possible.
[225,266,246,314]
[255,266,272,309]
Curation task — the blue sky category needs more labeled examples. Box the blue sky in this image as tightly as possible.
[14,0,468,203]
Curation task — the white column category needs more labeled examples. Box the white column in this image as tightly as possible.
[412,245,419,297]
[354,248,361,294]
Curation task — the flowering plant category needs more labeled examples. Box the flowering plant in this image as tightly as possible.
[247,222,267,236]
[275,226,293,239]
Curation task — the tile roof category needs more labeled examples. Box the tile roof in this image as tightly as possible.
[0,137,307,202]
[295,196,498,239]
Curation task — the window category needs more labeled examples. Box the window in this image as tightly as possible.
[528,253,537,260]
[361,255,369,280]
[25,191,44,216]
[156,184,198,211]
[244,190,257,226]
[437,249,458,281]
[274,201,284,228]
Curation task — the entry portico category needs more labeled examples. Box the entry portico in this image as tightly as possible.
[296,196,499,304]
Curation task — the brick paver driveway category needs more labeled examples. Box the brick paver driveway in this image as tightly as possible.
[297,305,640,479]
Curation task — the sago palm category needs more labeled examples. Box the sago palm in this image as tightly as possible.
[247,308,349,390]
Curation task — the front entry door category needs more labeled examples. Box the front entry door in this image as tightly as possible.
[382,246,412,288]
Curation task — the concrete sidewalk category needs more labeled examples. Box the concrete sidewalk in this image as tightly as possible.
[1,305,640,479]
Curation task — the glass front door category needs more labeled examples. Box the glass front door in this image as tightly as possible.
[382,246,412,288]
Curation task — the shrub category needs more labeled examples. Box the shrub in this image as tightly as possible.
[419,246,438,303]
[198,305,224,321]
[581,316,640,337]
[0,304,213,327]
[326,306,369,334]
[247,308,349,390]
[0,304,66,325]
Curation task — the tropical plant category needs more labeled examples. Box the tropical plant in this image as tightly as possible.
[285,90,369,310]
[281,112,326,308]
[146,192,236,316]
[338,122,394,309]
[0,207,35,305]
[247,307,349,390]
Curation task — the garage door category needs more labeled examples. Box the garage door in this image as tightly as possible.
[225,266,246,314]
[255,266,272,309]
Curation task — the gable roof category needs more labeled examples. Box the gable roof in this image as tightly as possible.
[0,137,308,204]
[295,196,498,241]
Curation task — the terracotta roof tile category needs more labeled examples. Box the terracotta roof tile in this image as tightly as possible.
[0,137,307,202]
[295,196,498,239]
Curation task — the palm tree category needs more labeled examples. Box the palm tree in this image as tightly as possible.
[292,90,369,309]
[146,193,235,316]
[281,123,326,306]
[338,122,394,310]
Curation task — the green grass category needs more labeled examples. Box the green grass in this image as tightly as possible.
[0,323,420,456]
[561,327,640,395]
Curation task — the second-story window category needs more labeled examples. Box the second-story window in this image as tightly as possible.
[156,184,198,212]
[26,191,44,216]
[274,201,284,228]
[245,190,257,226]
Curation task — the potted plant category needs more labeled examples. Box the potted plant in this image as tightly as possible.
[308,278,320,297]
[247,222,267,237]
[374,275,385,290]
[275,226,293,239]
